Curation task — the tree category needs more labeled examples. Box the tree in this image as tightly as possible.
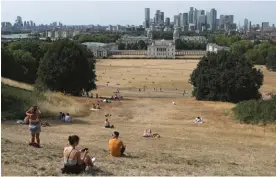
[118,43,126,50]
[12,49,37,83]
[37,39,96,95]
[266,51,276,71]
[230,40,253,55]
[190,50,263,103]
[137,40,147,50]
[1,46,24,81]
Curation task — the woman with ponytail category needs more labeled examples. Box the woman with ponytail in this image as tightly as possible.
[62,135,95,174]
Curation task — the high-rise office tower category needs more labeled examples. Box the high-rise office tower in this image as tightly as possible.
[165,17,170,26]
[180,13,188,27]
[174,14,180,27]
[244,18,249,31]
[262,22,269,31]
[197,15,207,31]
[189,7,194,23]
[249,21,252,32]
[183,13,188,26]
[193,8,198,25]
[145,8,150,28]
[15,16,23,27]
[209,8,217,31]
[160,12,164,25]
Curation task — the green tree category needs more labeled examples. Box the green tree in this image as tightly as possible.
[190,50,263,103]
[37,39,96,95]
[1,46,24,81]
[118,43,126,50]
[266,51,276,71]
[12,49,37,83]
[230,40,253,55]
[137,40,147,50]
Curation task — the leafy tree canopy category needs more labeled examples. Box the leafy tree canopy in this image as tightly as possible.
[37,39,96,95]
[190,50,264,103]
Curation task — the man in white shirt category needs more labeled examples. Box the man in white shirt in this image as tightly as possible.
[64,113,72,122]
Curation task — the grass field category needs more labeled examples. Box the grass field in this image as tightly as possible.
[1,59,276,176]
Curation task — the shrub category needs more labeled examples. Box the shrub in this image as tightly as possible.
[190,50,264,103]
[233,96,276,124]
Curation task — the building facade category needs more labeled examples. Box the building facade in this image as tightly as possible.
[82,42,118,58]
[117,34,151,44]
[147,40,175,58]
[206,43,229,53]
[180,36,207,43]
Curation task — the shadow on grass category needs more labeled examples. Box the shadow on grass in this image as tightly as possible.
[86,166,114,176]
[41,118,91,127]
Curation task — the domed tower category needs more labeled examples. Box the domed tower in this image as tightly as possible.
[173,26,180,42]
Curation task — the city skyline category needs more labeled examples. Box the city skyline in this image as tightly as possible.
[1,1,276,26]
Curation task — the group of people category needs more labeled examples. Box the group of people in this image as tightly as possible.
[62,131,125,174]
[23,103,159,175]
[59,112,72,122]
[143,129,161,138]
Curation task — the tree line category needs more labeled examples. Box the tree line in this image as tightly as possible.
[73,33,120,43]
[118,40,148,50]
[175,39,206,50]
[2,39,96,95]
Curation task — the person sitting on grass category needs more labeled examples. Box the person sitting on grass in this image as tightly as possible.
[194,116,203,124]
[25,106,41,148]
[96,103,100,109]
[109,131,126,157]
[64,113,72,122]
[62,135,95,174]
[104,119,114,128]
[143,129,152,137]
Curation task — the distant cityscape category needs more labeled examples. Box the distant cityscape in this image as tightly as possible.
[1,6,276,59]
[1,6,276,33]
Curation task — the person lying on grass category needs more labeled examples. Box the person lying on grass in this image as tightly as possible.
[25,106,41,148]
[109,131,126,157]
[62,135,95,174]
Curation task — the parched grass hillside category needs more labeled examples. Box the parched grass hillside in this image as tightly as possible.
[1,84,33,120]
[2,60,276,176]
[1,77,88,120]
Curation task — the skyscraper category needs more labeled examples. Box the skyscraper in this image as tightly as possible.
[183,13,188,26]
[165,17,170,26]
[209,8,217,31]
[15,16,23,28]
[197,15,207,32]
[174,15,180,27]
[244,18,249,31]
[160,12,164,25]
[262,22,269,31]
[145,8,150,28]
[189,7,194,23]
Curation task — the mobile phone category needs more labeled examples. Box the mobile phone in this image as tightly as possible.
[81,148,88,151]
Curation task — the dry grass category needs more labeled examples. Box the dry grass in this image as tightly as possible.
[2,60,276,176]
[1,77,87,117]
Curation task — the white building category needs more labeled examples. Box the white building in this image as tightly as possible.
[147,40,175,58]
[180,36,207,43]
[206,43,229,53]
[117,34,151,44]
[82,42,118,58]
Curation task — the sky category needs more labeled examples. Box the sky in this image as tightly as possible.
[1,1,276,26]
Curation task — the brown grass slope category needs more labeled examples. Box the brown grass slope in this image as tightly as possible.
[2,60,276,176]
